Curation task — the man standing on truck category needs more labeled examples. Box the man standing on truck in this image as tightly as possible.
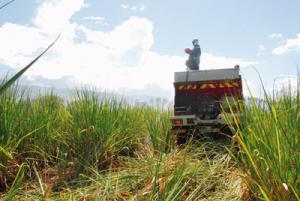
[185,39,201,70]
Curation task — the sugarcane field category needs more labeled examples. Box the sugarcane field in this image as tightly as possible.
[0,0,299,200]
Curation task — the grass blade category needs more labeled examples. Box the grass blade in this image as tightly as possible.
[0,0,15,10]
[0,146,12,159]
[0,35,60,96]
[12,125,46,151]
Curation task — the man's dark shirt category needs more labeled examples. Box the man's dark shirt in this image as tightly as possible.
[189,44,201,58]
[187,44,201,70]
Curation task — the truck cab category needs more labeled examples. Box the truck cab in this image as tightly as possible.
[170,67,243,140]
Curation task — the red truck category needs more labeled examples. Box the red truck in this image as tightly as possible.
[170,66,243,143]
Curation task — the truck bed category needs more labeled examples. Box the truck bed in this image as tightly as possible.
[174,68,240,83]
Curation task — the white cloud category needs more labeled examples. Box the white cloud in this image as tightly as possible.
[269,33,283,38]
[0,23,49,67]
[120,4,145,12]
[34,0,84,33]
[272,34,300,55]
[78,16,154,67]
[140,5,145,11]
[120,4,129,9]
[0,0,253,99]
[258,45,265,51]
[201,53,252,70]
[83,16,106,24]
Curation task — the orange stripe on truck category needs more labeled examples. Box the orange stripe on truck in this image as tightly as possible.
[232,82,240,87]
[200,84,208,89]
[209,84,216,88]
[225,82,233,87]
[186,85,191,89]
[177,81,240,90]
[178,85,185,90]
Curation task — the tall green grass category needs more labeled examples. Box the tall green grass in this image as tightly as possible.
[0,32,60,198]
[67,90,146,171]
[145,107,172,153]
[3,80,299,200]
[10,145,243,201]
[0,86,175,191]
[0,86,246,200]
[0,87,69,154]
[228,88,300,200]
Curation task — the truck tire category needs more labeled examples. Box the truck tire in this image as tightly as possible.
[220,125,233,136]
[176,133,189,145]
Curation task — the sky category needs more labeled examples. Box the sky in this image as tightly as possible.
[0,0,300,100]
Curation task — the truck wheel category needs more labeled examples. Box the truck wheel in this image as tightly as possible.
[220,126,233,136]
[176,134,189,146]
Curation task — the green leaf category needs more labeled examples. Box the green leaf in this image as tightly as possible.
[0,35,60,96]
[12,125,46,151]
[0,0,16,10]
[0,145,12,159]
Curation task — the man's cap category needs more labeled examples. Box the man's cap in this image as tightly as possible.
[192,39,199,45]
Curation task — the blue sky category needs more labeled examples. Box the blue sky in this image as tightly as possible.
[0,0,300,99]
